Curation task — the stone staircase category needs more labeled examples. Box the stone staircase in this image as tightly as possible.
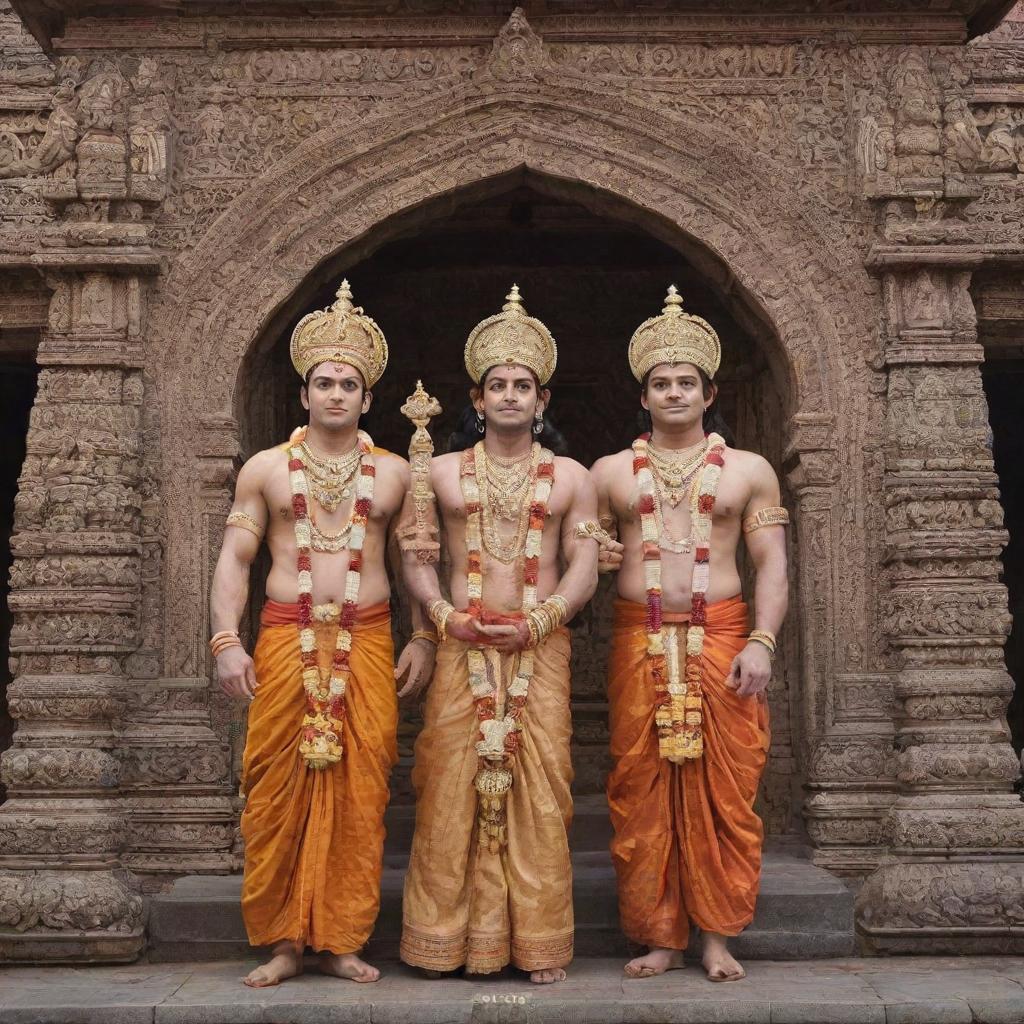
[148,795,855,963]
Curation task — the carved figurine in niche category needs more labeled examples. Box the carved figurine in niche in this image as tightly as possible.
[905,270,945,329]
[590,287,789,983]
[209,281,434,987]
[74,70,129,201]
[0,77,81,180]
[942,97,983,173]
[975,105,1023,173]
[887,52,943,177]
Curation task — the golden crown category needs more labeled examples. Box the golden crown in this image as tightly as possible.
[627,286,721,382]
[464,284,557,386]
[289,279,389,387]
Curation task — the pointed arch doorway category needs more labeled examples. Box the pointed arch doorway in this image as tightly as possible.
[236,169,801,837]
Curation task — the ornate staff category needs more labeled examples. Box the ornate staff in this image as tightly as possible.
[398,380,442,564]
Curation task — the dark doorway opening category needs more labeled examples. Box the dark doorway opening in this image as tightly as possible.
[982,359,1024,755]
[0,360,38,805]
[235,173,799,834]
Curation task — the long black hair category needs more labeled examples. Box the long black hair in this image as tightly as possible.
[636,367,734,448]
[448,405,569,455]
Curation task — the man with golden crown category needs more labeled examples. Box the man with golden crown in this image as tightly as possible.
[590,287,789,983]
[209,281,436,987]
[398,286,600,984]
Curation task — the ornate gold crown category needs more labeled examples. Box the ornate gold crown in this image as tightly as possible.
[627,286,721,382]
[289,279,389,387]
[464,284,557,385]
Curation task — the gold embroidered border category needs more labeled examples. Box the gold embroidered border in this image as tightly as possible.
[510,929,574,972]
[400,924,469,973]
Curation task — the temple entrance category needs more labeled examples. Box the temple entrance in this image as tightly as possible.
[235,172,799,834]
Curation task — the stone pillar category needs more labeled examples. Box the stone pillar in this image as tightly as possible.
[857,260,1024,953]
[0,269,146,961]
[789,414,900,877]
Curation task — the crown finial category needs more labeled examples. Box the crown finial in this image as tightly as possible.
[334,278,354,314]
[503,284,524,313]
[663,285,684,314]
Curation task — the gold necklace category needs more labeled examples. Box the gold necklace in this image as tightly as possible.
[476,443,540,563]
[650,463,703,555]
[299,440,361,512]
[648,439,708,508]
[484,453,533,522]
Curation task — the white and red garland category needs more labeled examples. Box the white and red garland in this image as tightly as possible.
[288,428,376,770]
[460,442,555,764]
[633,431,725,763]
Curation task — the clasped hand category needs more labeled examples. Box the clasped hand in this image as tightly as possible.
[218,646,258,700]
[446,611,531,653]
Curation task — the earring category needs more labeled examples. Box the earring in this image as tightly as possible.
[533,412,544,436]
[476,412,485,434]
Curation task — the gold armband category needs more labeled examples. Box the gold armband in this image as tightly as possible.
[572,520,614,547]
[742,507,790,534]
[226,510,265,539]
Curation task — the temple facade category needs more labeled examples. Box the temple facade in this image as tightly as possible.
[1,0,1024,962]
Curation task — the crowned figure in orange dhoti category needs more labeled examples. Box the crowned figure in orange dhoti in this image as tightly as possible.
[209,281,436,987]
[590,286,790,983]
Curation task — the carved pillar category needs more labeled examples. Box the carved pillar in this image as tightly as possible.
[789,415,899,876]
[858,260,1024,953]
[0,270,146,961]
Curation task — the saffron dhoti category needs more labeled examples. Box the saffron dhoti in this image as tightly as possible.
[401,623,574,974]
[607,596,770,949]
[240,600,397,954]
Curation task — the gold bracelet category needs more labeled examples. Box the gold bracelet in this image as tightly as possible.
[428,599,454,638]
[742,507,790,534]
[527,595,570,648]
[411,629,439,646]
[226,510,264,539]
[209,630,242,657]
[572,520,614,546]
[748,629,777,656]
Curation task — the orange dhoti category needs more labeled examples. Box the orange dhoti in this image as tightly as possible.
[401,624,574,974]
[607,596,770,950]
[240,600,398,954]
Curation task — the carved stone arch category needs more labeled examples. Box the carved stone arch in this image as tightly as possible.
[150,85,869,842]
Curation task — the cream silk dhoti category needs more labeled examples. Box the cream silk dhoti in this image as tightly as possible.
[401,622,574,974]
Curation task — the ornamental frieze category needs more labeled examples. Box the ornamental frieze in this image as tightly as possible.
[9,610,139,652]
[897,743,1020,786]
[809,740,898,783]
[119,745,230,788]
[902,693,1010,719]
[0,748,121,791]
[0,870,142,934]
[858,862,1024,933]
[0,814,125,856]
[8,555,140,590]
[883,586,1012,640]
[884,496,1005,533]
[889,807,1024,848]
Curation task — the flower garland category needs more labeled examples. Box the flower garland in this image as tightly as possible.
[288,428,375,770]
[461,442,554,763]
[633,431,725,763]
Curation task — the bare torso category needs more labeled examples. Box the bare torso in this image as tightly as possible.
[597,445,770,610]
[431,448,588,612]
[251,444,409,606]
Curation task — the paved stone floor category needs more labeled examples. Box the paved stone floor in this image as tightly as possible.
[3,956,1024,1024]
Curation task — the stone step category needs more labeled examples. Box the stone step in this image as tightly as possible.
[148,848,854,963]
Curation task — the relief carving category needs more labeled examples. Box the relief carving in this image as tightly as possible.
[0,871,142,934]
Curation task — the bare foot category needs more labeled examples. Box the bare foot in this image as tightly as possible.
[701,932,745,983]
[243,943,303,988]
[624,947,686,979]
[319,952,381,983]
[529,967,567,984]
